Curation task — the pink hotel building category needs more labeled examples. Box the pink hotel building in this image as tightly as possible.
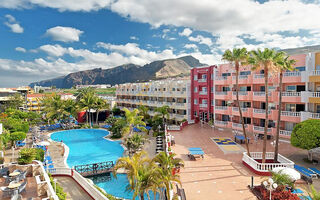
[191,46,320,138]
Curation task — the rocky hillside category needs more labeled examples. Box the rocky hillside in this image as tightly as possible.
[29,56,206,88]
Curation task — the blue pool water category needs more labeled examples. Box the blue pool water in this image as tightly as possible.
[50,129,158,200]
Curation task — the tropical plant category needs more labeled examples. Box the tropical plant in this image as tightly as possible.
[248,48,284,163]
[18,148,37,164]
[125,133,147,155]
[94,98,109,124]
[78,90,96,127]
[9,131,26,147]
[122,108,146,137]
[271,171,294,189]
[138,105,150,122]
[4,93,24,110]
[110,118,126,138]
[291,119,320,150]
[306,185,320,200]
[154,105,170,129]
[274,55,296,161]
[222,48,251,157]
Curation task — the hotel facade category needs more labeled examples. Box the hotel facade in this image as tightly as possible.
[116,79,191,123]
[213,48,320,138]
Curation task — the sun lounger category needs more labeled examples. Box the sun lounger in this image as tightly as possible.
[309,168,320,176]
[188,147,203,151]
[294,165,317,180]
[188,150,204,160]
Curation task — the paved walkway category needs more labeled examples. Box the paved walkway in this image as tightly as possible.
[55,176,93,200]
[170,123,304,200]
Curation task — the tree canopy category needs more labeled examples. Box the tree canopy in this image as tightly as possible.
[291,119,320,150]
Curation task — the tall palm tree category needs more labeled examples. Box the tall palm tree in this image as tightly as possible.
[122,108,146,136]
[249,48,284,163]
[138,105,150,122]
[113,151,152,196]
[125,133,147,156]
[78,91,96,127]
[222,48,251,157]
[274,55,296,162]
[154,105,170,128]
[94,98,109,125]
[153,152,184,199]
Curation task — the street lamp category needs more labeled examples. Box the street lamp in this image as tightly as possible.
[263,178,278,200]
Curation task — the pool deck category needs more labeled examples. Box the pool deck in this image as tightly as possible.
[55,176,93,200]
[170,123,308,200]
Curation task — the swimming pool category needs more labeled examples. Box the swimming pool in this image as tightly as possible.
[50,129,158,199]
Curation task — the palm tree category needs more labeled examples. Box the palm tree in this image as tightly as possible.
[138,105,150,122]
[94,98,109,125]
[307,185,320,200]
[222,48,251,157]
[122,108,146,136]
[154,105,170,129]
[274,55,296,162]
[153,152,184,199]
[78,91,96,127]
[249,48,284,163]
[125,133,147,156]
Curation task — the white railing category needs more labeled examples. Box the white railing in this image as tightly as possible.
[200,104,208,108]
[310,70,320,76]
[233,107,248,112]
[253,74,264,79]
[253,108,271,114]
[232,123,247,128]
[280,130,292,136]
[283,71,301,77]
[232,75,248,79]
[281,111,301,117]
[215,106,228,110]
[233,91,248,96]
[198,79,207,83]
[282,92,301,97]
[311,92,320,98]
[215,76,228,80]
[311,113,320,119]
[199,91,208,95]
[167,125,181,131]
[215,120,228,125]
[215,91,228,95]
[242,152,294,172]
[253,91,265,96]
[49,168,108,200]
[253,126,271,132]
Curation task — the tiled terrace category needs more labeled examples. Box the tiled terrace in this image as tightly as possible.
[170,123,306,200]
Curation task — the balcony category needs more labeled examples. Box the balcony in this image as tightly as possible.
[281,92,301,103]
[279,130,292,137]
[232,107,251,117]
[311,113,320,119]
[232,91,252,101]
[215,76,232,85]
[199,104,208,108]
[309,92,320,103]
[252,91,272,101]
[198,78,207,83]
[215,106,231,115]
[232,122,248,131]
[215,91,232,100]
[214,120,229,128]
[283,71,303,83]
[280,111,301,123]
[232,74,252,84]
[199,91,208,95]
[253,126,272,134]
[309,70,320,82]
[253,108,272,119]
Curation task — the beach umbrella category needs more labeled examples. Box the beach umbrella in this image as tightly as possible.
[133,127,141,132]
[272,167,301,181]
[37,141,51,146]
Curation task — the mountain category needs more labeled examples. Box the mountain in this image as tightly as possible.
[29,56,206,88]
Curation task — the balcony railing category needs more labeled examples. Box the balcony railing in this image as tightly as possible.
[215,91,228,95]
[253,108,271,114]
[198,79,207,83]
[310,70,320,76]
[253,74,264,79]
[232,75,248,79]
[311,113,320,119]
[215,120,228,125]
[215,76,228,80]
[311,92,320,98]
[253,126,271,132]
[253,91,267,96]
[215,106,228,110]
[282,92,301,97]
[283,71,301,77]
[279,130,292,136]
[199,104,208,108]
[232,122,247,128]
[199,91,208,95]
[232,91,248,96]
[232,107,248,112]
[281,111,301,117]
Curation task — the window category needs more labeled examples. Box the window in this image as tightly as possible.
[194,87,198,92]
[194,75,198,80]
[222,73,231,76]
[240,71,251,75]
[202,99,207,104]
[286,104,296,112]
[211,87,214,93]
[211,100,214,106]
[316,105,320,113]
[194,111,197,116]
[163,88,166,91]
[222,87,230,91]
[182,88,186,91]
[286,85,296,92]
[295,66,305,71]
[202,87,207,92]
[172,88,176,91]
[194,99,198,105]
[202,74,207,79]
[316,65,320,70]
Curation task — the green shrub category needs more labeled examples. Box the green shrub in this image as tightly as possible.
[18,148,36,165]
[49,174,67,200]
[10,131,26,146]
[94,185,123,200]
[93,125,100,128]
[153,131,165,137]
[34,148,45,162]
[291,119,320,150]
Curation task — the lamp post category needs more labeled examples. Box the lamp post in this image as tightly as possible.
[263,178,278,200]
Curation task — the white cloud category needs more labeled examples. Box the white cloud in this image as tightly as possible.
[184,44,198,51]
[39,44,67,57]
[130,36,139,40]
[4,14,24,33]
[179,28,192,37]
[15,47,26,53]
[45,26,83,42]
[188,35,213,47]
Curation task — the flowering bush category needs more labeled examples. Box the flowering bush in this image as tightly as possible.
[254,185,300,200]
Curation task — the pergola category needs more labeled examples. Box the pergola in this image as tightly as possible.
[308,147,320,162]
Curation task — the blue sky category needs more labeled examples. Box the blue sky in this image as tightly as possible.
[0,0,320,87]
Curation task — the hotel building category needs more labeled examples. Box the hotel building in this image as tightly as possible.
[190,65,216,122]
[27,93,75,112]
[214,46,320,138]
[116,78,191,123]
